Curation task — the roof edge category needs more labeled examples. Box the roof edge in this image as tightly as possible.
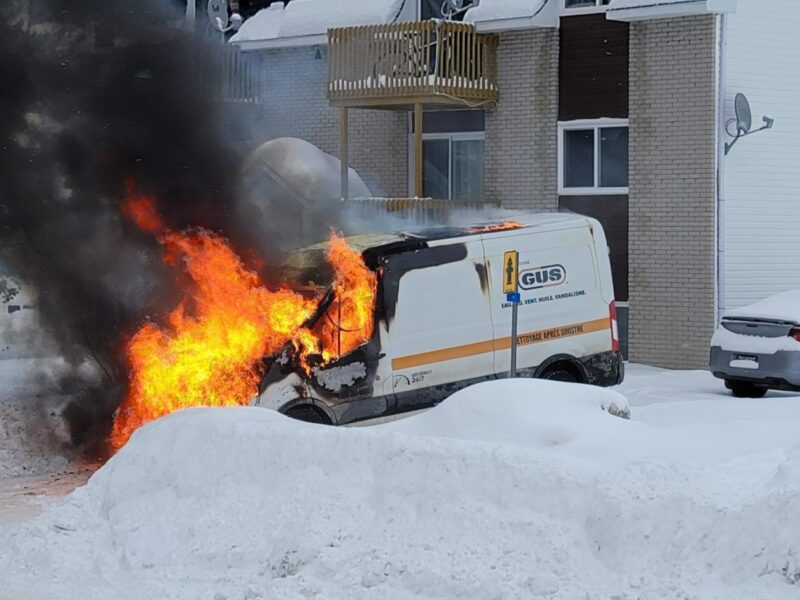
[232,33,327,51]
[606,0,736,22]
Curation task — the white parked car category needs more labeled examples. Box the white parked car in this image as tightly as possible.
[709,290,800,398]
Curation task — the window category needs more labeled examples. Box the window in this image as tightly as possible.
[409,111,485,201]
[563,0,611,12]
[412,135,485,201]
[559,120,629,194]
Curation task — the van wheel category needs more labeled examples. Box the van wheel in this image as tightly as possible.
[284,404,331,424]
[540,368,578,383]
[726,380,768,399]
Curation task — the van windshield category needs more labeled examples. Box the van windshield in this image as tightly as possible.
[280,244,371,362]
[281,247,335,296]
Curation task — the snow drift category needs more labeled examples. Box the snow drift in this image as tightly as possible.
[1,379,799,599]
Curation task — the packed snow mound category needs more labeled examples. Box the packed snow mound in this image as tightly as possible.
[723,289,800,323]
[2,375,800,599]
[388,378,632,447]
[230,0,404,43]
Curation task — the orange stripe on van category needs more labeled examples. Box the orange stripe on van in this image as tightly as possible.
[391,339,497,371]
[391,317,610,371]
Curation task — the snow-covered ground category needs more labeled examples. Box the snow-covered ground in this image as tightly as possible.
[0,363,799,599]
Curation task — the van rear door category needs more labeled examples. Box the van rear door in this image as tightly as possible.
[383,238,494,410]
[481,224,610,374]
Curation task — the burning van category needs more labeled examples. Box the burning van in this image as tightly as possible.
[253,213,624,424]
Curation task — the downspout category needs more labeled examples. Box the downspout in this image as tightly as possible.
[715,12,728,323]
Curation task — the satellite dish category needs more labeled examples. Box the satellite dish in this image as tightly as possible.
[734,93,752,135]
[725,92,775,155]
[207,0,229,30]
[441,0,477,19]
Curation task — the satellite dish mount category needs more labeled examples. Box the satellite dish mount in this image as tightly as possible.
[725,92,774,155]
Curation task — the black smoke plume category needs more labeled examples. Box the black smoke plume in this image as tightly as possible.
[0,0,254,452]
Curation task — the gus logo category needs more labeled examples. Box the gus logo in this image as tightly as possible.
[519,264,566,290]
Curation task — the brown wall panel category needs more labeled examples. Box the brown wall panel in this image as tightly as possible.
[558,195,629,302]
[559,14,629,120]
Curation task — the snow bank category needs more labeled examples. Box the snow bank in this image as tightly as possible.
[387,378,632,446]
[1,377,799,598]
[231,0,404,44]
[723,289,800,324]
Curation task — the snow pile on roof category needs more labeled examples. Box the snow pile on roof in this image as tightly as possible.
[1,378,800,598]
[230,0,404,44]
[464,0,548,23]
[723,289,800,323]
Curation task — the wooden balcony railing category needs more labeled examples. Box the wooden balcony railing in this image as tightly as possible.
[327,20,498,108]
[211,44,263,104]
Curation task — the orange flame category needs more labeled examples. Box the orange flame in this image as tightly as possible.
[121,186,165,235]
[470,220,524,233]
[110,194,378,451]
[312,233,377,361]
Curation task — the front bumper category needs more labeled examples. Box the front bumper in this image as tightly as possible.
[709,346,800,390]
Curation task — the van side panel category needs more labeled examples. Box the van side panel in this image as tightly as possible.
[387,240,494,408]
[481,224,613,375]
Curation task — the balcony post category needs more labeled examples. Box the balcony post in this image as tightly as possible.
[339,106,349,199]
[414,102,423,198]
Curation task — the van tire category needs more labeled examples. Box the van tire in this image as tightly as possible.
[284,404,331,425]
[726,380,768,399]
[540,368,579,383]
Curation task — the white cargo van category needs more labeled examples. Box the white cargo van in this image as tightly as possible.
[254,213,623,424]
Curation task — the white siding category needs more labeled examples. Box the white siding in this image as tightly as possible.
[721,0,800,313]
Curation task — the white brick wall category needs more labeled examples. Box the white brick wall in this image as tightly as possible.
[628,15,718,368]
[249,46,408,197]
[485,29,559,211]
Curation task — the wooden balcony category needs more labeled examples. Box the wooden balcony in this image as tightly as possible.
[327,20,498,109]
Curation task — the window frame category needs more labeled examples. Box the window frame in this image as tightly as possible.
[408,131,486,200]
[561,0,611,16]
[558,118,629,196]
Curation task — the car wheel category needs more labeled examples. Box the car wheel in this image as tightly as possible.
[726,380,768,399]
[540,368,578,383]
